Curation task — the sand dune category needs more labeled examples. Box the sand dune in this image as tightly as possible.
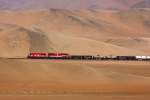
[0,24,30,58]
[0,9,150,57]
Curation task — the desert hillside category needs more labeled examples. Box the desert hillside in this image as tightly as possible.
[0,9,150,58]
[0,0,149,10]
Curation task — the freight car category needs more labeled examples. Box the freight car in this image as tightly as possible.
[69,55,94,60]
[116,56,136,60]
[136,56,150,61]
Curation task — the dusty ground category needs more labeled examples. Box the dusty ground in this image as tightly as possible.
[0,59,150,99]
[0,95,150,100]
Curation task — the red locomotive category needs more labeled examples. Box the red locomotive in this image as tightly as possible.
[28,52,70,59]
[48,53,69,58]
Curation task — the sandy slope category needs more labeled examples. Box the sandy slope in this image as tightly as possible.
[0,9,150,57]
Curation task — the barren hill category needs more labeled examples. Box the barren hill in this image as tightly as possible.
[0,0,149,10]
[132,0,150,9]
[0,9,150,58]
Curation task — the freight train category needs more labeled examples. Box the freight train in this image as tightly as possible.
[28,52,150,61]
